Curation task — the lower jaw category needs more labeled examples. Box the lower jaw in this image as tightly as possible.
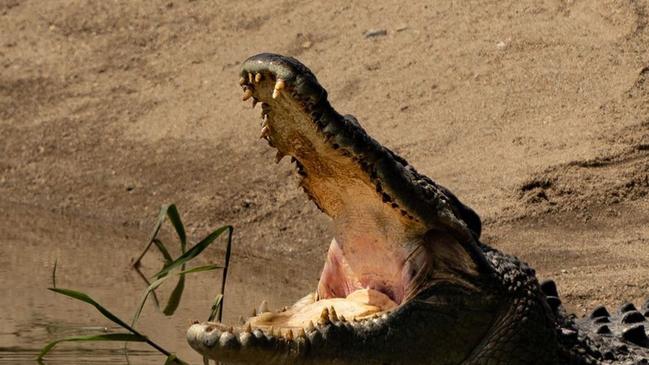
[187,288,399,364]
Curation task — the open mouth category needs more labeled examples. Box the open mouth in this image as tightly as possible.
[187,54,486,365]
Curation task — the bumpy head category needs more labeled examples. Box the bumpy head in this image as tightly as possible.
[186,54,547,365]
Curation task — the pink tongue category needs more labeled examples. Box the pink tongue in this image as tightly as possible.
[317,238,406,304]
[345,288,398,310]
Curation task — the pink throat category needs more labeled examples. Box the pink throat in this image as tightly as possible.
[316,237,414,304]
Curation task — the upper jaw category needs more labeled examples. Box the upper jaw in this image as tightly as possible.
[239,53,480,243]
[239,52,491,285]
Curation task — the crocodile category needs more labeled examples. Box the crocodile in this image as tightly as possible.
[186,53,649,364]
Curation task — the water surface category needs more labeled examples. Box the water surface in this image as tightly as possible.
[1,202,317,364]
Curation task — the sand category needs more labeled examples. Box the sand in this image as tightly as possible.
[2,0,649,318]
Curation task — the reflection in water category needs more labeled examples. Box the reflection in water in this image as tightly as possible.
[2,347,160,365]
[0,202,319,364]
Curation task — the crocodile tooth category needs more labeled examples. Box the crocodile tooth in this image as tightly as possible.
[245,323,252,333]
[255,73,262,82]
[306,320,315,332]
[286,329,294,341]
[268,326,275,337]
[339,314,346,322]
[298,328,306,338]
[260,125,271,139]
[272,79,285,99]
[318,307,331,325]
[258,300,269,314]
[238,316,246,325]
[239,77,246,85]
[296,331,308,352]
[329,306,339,322]
[248,72,254,83]
[251,308,257,317]
[242,88,253,101]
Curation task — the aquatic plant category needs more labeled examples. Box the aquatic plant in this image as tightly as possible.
[38,204,232,364]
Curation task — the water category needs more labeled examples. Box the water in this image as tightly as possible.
[0,202,317,364]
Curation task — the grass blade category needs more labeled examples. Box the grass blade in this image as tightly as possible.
[165,204,186,251]
[131,276,169,327]
[217,226,233,322]
[179,264,223,274]
[207,294,223,322]
[132,206,183,313]
[44,204,228,365]
[132,265,162,309]
[133,205,224,321]
[162,205,187,316]
[132,204,170,267]
[153,238,174,265]
[48,288,173,358]
[162,276,185,316]
[38,333,145,360]
[132,264,222,326]
[49,288,133,330]
[153,226,232,280]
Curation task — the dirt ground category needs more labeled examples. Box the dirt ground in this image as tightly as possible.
[2,0,649,319]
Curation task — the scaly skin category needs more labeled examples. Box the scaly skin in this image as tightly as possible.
[186,54,649,364]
